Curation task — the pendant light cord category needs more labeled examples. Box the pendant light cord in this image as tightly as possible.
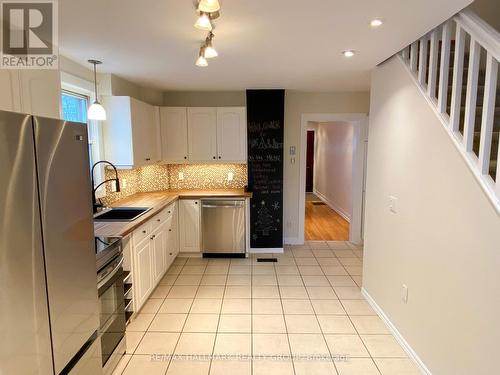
[93,62,98,102]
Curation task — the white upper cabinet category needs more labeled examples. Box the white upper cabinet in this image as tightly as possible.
[102,96,160,167]
[159,106,246,163]
[159,107,188,162]
[217,107,246,162]
[0,70,61,119]
[188,107,218,162]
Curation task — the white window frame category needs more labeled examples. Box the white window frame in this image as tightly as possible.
[61,71,106,197]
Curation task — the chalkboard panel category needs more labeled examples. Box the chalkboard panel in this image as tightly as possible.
[246,89,284,249]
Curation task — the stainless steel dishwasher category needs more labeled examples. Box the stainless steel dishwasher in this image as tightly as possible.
[201,198,246,255]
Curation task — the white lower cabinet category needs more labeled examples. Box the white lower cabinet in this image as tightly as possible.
[134,237,153,309]
[131,201,179,313]
[179,199,201,252]
[151,223,167,285]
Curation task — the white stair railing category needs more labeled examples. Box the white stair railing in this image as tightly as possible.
[399,9,500,212]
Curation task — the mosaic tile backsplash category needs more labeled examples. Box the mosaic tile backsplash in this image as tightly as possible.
[101,163,247,206]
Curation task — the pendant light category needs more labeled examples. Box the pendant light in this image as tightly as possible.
[204,32,218,58]
[194,12,212,31]
[195,47,208,67]
[87,59,106,121]
[198,0,220,13]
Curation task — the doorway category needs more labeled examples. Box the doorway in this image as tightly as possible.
[306,130,315,193]
[304,122,352,241]
[299,113,368,245]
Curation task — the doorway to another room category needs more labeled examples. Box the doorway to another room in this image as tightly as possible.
[304,124,351,241]
[299,113,368,245]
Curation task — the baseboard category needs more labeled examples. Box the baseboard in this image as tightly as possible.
[313,190,351,223]
[361,288,432,375]
[249,247,284,253]
[284,237,302,245]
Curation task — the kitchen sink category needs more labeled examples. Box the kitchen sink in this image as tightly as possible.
[94,207,151,222]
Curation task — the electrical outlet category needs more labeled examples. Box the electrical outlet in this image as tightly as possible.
[389,195,398,213]
[227,172,234,181]
[402,284,409,304]
[122,179,127,188]
[111,181,116,192]
[178,172,184,180]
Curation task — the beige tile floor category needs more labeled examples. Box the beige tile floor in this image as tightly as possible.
[113,241,421,375]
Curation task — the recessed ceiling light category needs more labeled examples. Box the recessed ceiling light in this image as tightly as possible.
[342,50,355,58]
[370,19,383,27]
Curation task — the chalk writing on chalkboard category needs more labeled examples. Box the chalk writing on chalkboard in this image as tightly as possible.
[246,89,284,248]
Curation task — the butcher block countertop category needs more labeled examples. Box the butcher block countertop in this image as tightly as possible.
[94,189,252,237]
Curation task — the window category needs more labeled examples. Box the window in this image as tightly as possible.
[61,89,103,189]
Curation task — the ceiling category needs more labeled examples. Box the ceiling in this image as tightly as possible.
[59,0,472,92]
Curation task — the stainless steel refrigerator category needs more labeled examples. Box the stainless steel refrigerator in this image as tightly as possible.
[0,110,102,375]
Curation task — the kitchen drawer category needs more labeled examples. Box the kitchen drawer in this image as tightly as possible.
[151,203,175,231]
[133,221,152,245]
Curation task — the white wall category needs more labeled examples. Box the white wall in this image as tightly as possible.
[283,91,370,242]
[313,121,353,220]
[364,56,500,375]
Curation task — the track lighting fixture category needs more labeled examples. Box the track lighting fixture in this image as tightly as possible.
[204,32,218,58]
[193,1,221,66]
[194,12,212,31]
[196,47,208,67]
[198,0,220,13]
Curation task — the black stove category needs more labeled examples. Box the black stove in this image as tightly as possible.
[95,236,122,272]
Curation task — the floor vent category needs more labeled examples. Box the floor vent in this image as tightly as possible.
[312,202,326,206]
[257,258,278,262]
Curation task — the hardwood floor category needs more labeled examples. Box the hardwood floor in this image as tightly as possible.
[304,199,349,240]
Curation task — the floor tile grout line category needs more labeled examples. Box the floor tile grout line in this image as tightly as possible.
[122,258,186,374]
[275,265,297,375]
[162,260,203,375]
[295,253,341,375]
[206,264,227,375]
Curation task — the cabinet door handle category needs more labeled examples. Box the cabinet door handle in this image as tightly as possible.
[157,219,161,222]
[195,201,198,204]
[168,211,171,214]
[169,229,172,232]
[184,156,187,159]
[213,156,216,159]
[146,158,151,161]
[150,235,156,240]
[169,253,173,256]
[142,230,146,234]
[218,156,221,159]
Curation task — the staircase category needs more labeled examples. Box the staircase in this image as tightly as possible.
[399,9,500,211]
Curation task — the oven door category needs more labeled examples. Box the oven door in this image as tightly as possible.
[97,255,126,367]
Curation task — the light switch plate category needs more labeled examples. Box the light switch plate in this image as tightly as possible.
[227,172,234,181]
[289,146,296,155]
[178,172,184,180]
[389,195,398,213]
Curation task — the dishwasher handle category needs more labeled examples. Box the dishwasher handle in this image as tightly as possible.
[202,204,244,208]
[201,200,245,209]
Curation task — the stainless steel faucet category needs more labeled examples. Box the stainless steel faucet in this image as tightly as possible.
[91,160,121,213]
